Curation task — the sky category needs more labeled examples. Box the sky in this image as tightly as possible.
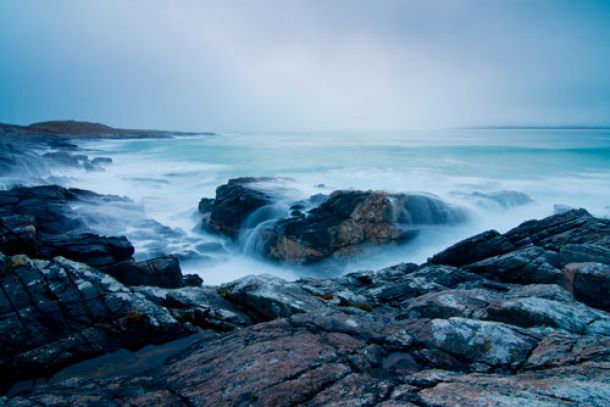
[1,0,610,132]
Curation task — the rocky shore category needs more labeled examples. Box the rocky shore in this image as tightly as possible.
[2,187,610,405]
[1,123,609,405]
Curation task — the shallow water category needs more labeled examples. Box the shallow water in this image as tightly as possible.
[41,129,610,284]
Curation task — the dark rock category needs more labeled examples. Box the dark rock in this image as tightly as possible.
[463,246,564,285]
[220,274,328,321]
[429,229,515,267]
[135,285,253,331]
[202,177,274,239]
[568,262,610,312]
[0,185,186,289]
[560,243,610,266]
[261,190,418,262]
[6,209,610,404]
[183,273,203,287]
[0,253,189,390]
[106,255,183,288]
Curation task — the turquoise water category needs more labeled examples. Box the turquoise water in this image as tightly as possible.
[65,129,610,284]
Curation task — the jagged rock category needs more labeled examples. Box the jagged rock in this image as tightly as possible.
[200,177,274,238]
[106,255,183,288]
[431,209,610,268]
[0,253,189,390]
[484,296,610,335]
[429,229,515,267]
[261,190,419,262]
[135,286,253,331]
[200,180,466,263]
[183,273,203,287]
[560,243,610,266]
[404,317,540,372]
[220,274,328,321]
[568,262,610,312]
[260,190,465,263]
[5,209,610,405]
[0,185,187,288]
[463,246,564,285]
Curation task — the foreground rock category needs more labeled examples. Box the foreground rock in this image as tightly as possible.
[200,178,466,263]
[5,209,610,405]
[0,185,188,288]
[0,253,190,390]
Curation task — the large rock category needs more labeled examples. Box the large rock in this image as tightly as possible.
[568,262,610,312]
[0,253,190,390]
[431,209,610,268]
[200,177,274,239]
[261,190,465,263]
[199,179,466,263]
[0,185,185,288]
[220,274,328,320]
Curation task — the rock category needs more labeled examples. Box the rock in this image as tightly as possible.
[200,180,466,263]
[6,208,610,404]
[503,208,610,250]
[0,185,187,289]
[560,243,610,266]
[484,296,610,335]
[463,246,564,285]
[0,253,189,390]
[106,255,184,288]
[42,151,80,167]
[220,274,327,321]
[429,229,515,267]
[261,190,418,262]
[405,317,540,371]
[91,156,112,165]
[201,177,274,239]
[183,273,203,287]
[568,262,610,312]
[135,286,253,331]
[259,190,464,263]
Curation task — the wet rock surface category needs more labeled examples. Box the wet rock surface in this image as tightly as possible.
[0,185,187,287]
[0,253,190,391]
[4,208,610,405]
[199,178,466,263]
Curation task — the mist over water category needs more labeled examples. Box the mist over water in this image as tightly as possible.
[49,129,610,284]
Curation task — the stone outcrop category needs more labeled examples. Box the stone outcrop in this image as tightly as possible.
[199,178,466,263]
[4,208,610,406]
[0,253,190,391]
[0,185,188,288]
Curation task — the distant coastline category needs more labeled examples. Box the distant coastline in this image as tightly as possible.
[463,125,610,130]
[0,120,214,139]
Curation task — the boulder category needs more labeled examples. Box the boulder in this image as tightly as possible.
[220,274,328,321]
[568,262,610,312]
[106,255,183,288]
[259,190,465,263]
[200,178,274,238]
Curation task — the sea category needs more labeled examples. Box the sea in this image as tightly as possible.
[49,128,610,284]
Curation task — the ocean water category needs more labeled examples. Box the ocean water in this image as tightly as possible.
[56,129,610,284]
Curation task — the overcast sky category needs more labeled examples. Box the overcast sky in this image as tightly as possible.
[1,0,609,131]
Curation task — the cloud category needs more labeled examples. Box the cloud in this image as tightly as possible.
[1,0,609,131]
